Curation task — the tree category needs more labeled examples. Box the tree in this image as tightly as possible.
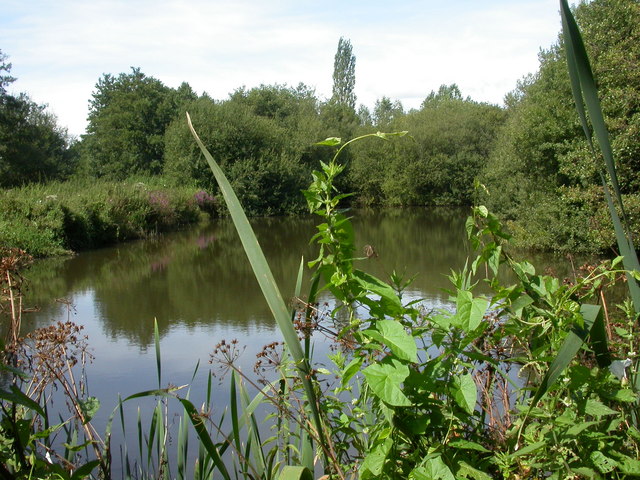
[82,68,179,179]
[0,49,16,95]
[421,84,464,108]
[480,0,640,252]
[331,37,356,110]
[373,96,404,128]
[0,52,73,187]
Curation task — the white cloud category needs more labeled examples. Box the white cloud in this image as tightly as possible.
[1,0,562,136]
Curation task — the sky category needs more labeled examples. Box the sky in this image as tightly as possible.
[1,0,564,137]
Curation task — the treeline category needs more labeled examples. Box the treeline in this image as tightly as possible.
[1,0,638,254]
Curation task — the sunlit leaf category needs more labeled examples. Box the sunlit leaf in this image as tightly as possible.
[315,137,341,146]
[365,319,417,363]
[363,359,411,406]
[452,373,477,414]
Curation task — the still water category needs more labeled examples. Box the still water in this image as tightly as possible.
[9,207,587,470]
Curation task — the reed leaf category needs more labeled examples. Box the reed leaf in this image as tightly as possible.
[559,0,640,310]
[278,466,313,480]
[518,304,606,447]
[529,304,604,409]
[186,113,328,457]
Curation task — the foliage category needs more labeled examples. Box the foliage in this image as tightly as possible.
[0,177,213,256]
[0,52,75,188]
[191,130,640,478]
[349,90,505,206]
[331,37,357,111]
[0,49,16,95]
[82,68,189,179]
[164,85,326,215]
[480,0,640,253]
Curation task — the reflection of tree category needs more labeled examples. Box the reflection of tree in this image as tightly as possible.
[22,209,593,348]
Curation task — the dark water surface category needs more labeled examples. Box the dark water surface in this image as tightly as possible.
[9,207,590,471]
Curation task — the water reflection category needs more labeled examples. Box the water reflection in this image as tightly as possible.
[21,207,587,350]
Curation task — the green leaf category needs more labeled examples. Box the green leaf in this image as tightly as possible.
[315,137,341,146]
[0,385,45,417]
[511,294,534,316]
[510,441,545,458]
[448,439,490,453]
[566,421,597,436]
[419,456,455,480]
[590,451,618,473]
[79,396,100,424]
[455,290,488,331]
[584,399,617,417]
[342,357,363,386]
[363,359,411,406]
[528,304,605,409]
[278,466,313,480]
[187,114,327,452]
[360,436,392,476]
[609,388,638,403]
[365,319,417,363]
[71,460,101,480]
[452,373,477,414]
[456,461,493,480]
[620,457,640,475]
[353,269,404,315]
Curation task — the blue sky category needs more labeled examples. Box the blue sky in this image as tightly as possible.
[1,0,562,136]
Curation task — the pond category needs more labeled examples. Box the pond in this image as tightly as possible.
[5,207,590,474]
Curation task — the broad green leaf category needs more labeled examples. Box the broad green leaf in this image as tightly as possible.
[363,359,411,406]
[421,456,456,480]
[364,319,417,363]
[510,441,545,458]
[570,467,598,479]
[452,373,477,414]
[511,294,534,316]
[584,399,617,417]
[342,357,364,386]
[71,460,101,480]
[455,290,488,331]
[448,439,490,453]
[609,388,637,403]
[79,396,100,424]
[456,461,493,480]
[566,421,597,436]
[620,457,640,475]
[590,451,618,473]
[353,269,404,315]
[0,385,45,417]
[360,436,392,476]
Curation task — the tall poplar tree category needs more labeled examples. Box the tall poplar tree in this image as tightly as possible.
[331,37,356,110]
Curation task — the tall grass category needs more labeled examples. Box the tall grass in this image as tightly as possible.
[0,177,217,257]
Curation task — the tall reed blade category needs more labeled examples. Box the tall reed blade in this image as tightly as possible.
[560,0,640,404]
[186,113,328,460]
[559,0,640,309]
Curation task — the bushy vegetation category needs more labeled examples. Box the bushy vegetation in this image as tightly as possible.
[0,178,216,256]
[479,0,640,253]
